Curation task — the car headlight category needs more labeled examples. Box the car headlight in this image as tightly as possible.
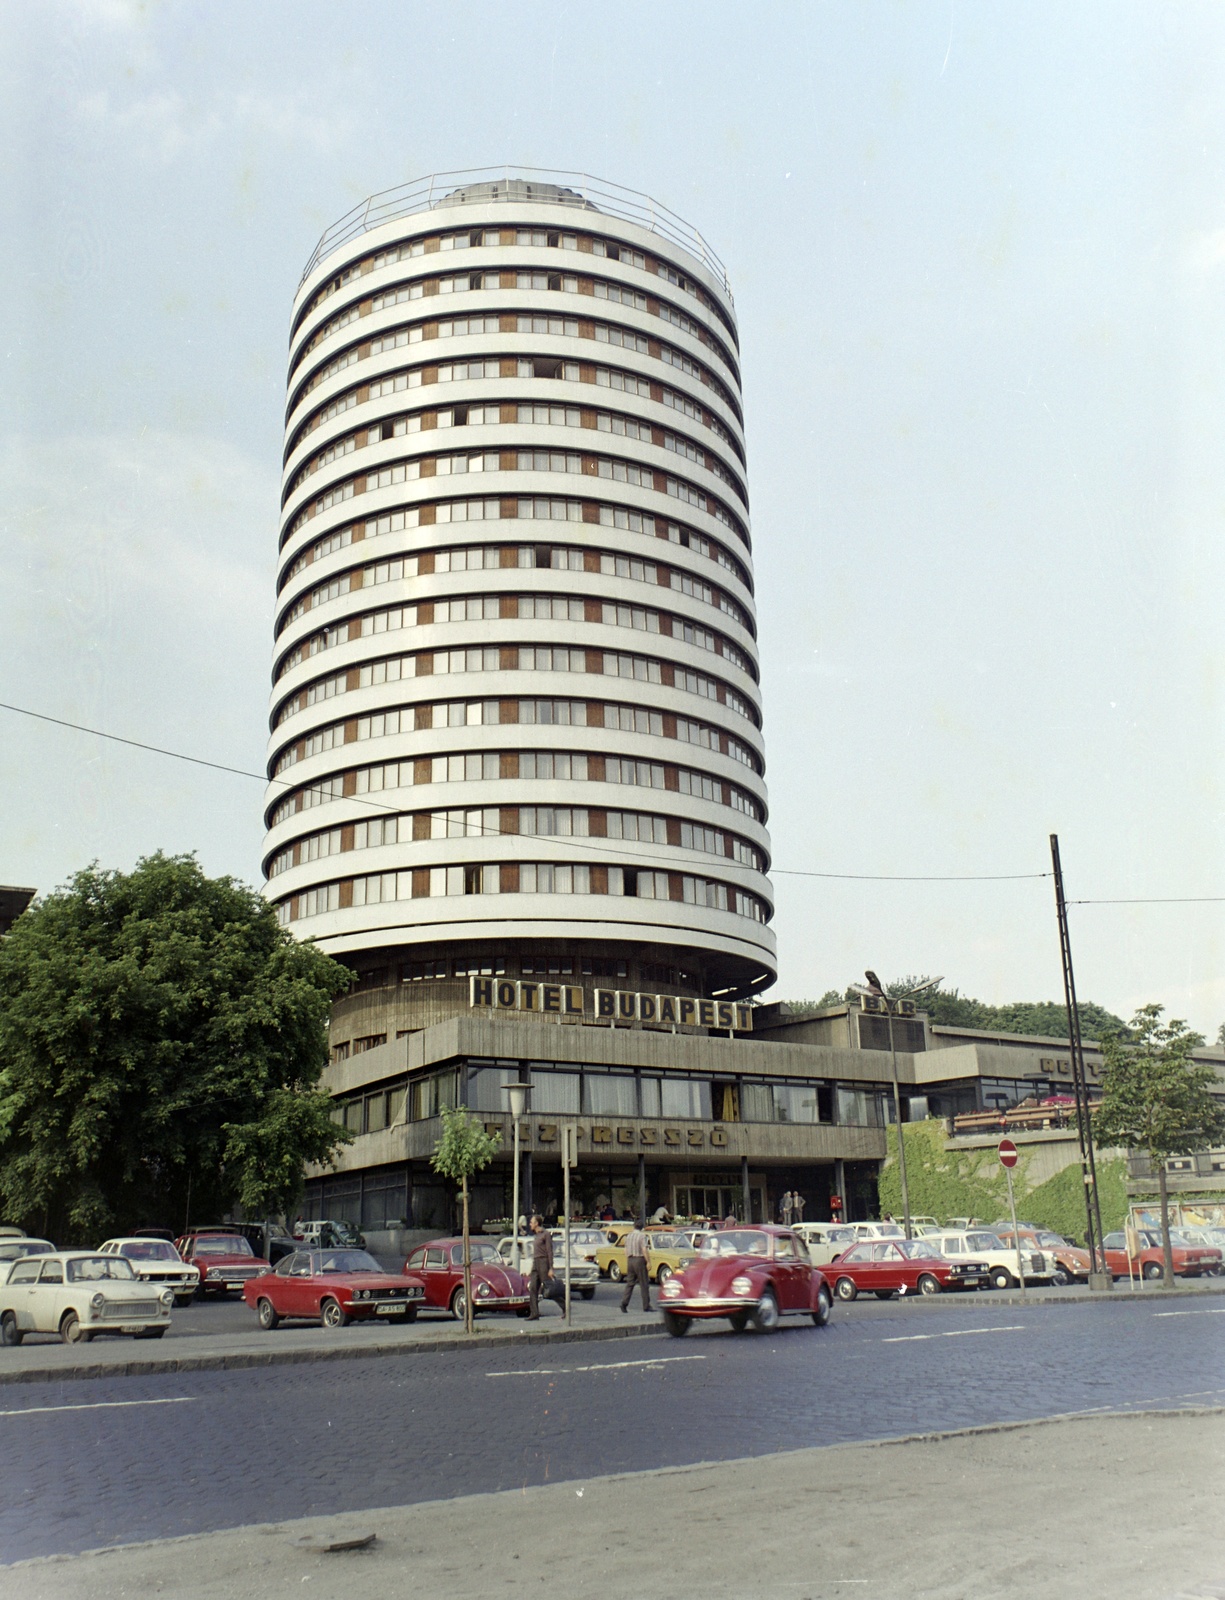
[160,1289,174,1306]
[731,1275,754,1296]
[90,1292,106,1311]
[660,1280,682,1299]
[476,1281,491,1296]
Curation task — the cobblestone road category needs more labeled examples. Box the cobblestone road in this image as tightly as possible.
[1,1296,1222,1564]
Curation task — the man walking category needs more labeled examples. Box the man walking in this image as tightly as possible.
[526,1213,555,1319]
[619,1218,652,1313]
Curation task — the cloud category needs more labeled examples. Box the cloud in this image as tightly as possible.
[74,83,351,165]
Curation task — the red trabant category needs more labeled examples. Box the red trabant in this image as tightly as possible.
[175,1231,270,1297]
[828,1238,990,1300]
[242,1247,426,1329]
[403,1238,530,1320]
[1102,1230,1222,1281]
[657,1226,832,1336]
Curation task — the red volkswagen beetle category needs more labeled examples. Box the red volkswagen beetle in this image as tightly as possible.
[242,1247,426,1329]
[403,1238,530,1320]
[657,1226,832,1336]
[828,1238,989,1300]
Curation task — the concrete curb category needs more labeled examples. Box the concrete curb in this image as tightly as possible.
[0,1318,666,1387]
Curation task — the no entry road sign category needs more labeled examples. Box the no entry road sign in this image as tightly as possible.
[998,1139,1019,1169]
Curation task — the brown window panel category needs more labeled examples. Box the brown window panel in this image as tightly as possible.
[499,806,519,835]
[500,752,519,779]
[413,758,431,785]
[343,771,357,797]
[664,766,680,792]
[412,868,430,897]
[412,813,431,841]
[339,880,354,909]
[499,700,517,724]
[343,720,358,743]
[415,705,432,730]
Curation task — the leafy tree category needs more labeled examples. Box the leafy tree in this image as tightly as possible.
[430,1106,502,1333]
[783,978,1127,1039]
[0,854,352,1241]
[1217,1022,1225,1049]
[1093,1005,1225,1288]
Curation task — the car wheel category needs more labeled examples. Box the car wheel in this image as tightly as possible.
[396,1306,418,1323]
[450,1288,469,1322]
[320,1297,350,1328]
[656,1264,673,1284]
[516,1305,532,1318]
[812,1286,833,1328]
[917,1274,941,1296]
[256,1297,280,1331]
[874,1290,894,1300]
[663,1312,691,1337]
[729,1310,750,1333]
[751,1288,780,1332]
[174,1294,195,1308]
[580,1286,596,1300]
[0,1312,22,1347]
[608,1261,623,1283]
[1051,1266,1072,1287]
[60,1311,93,1344]
[1143,1262,1163,1281]
[991,1267,1015,1291]
[835,1277,858,1302]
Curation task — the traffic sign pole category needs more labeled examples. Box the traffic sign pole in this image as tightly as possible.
[998,1140,1026,1299]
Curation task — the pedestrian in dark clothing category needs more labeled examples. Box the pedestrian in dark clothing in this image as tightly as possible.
[526,1214,555,1319]
[619,1219,652,1313]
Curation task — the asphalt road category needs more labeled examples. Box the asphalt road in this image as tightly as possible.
[2,1295,1223,1565]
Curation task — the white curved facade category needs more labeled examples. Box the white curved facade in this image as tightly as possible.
[264,172,775,1002]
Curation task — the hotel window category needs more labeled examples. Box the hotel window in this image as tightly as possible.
[659,1078,712,1120]
[528,1069,580,1115]
[582,1072,637,1117]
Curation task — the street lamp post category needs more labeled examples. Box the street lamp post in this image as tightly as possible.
[504,1081,530,1274]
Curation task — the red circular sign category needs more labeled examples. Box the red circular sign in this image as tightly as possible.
[998,1139,1019,1169]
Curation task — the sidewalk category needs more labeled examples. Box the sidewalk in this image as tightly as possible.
[12,1410,1225,1599]
[2,1277,1221,1387]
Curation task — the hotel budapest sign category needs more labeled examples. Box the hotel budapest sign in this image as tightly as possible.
[469,976,754,1032]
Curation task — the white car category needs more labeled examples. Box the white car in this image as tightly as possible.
[0,1252,175,1345]
[98,1238,201,1305]
[930,1230,1053,1289]
[792,1222,858,1264]
[847,1222,907,1241]
[496,1229,599,1297]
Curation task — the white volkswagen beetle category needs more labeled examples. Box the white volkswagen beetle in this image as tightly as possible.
[0,1252,174,1345]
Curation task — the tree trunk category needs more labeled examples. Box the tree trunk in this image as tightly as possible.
[462,1174,473,1334]
[1158,1163,1175,1291]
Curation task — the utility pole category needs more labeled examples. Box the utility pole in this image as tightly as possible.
[1050,834,1109,1286]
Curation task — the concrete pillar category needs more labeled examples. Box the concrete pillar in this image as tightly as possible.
[833,1158,846,1223]
[637,1154,647,1223]
[522,1150,533,1222]
[741,1156,751,1222]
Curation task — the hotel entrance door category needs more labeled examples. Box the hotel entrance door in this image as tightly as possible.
[672,1184,764,1223]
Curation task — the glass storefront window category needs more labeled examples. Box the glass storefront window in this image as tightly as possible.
[529,1070,580,1114]
[469,1065,520,1113]
[660,1078,711,1120]
[836,1086,882,1127]
[582,1073,637,1116]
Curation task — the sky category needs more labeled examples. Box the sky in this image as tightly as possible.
[2,1,1223,1035]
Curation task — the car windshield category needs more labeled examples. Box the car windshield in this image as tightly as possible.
[570,1230,603,1247]
[965,1233,1004,1250]
[1033,1232,1067,1248]
[451,1242,500,1265]
[897,1240,941,1259]
[699,1230,770,1258]
[192,1237,254,1257]
[315,1250,382,1274]
[67,1256,137,1282]
[120,1241,179,1262]
[872,1225,905,1237]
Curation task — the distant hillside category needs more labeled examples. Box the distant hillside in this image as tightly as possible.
[781,980,1128,1042]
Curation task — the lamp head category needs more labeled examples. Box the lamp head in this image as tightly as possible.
[505,1082,529,1118]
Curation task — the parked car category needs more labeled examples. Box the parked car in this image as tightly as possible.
[658,1226,832,1336]
[828,1239,990,1299]
[846,1222,906,1241]
[1101,1230,1221,1280]
[229,1221,297,1266]
[175,1231,271,1295]
[0,1252,174,1345]
[0,1236,56,1273]
[293,1219,366,1250]
[595,1228,699,1283]
[928,1230,1053,1290]
[97,1237,200,1305]
[496,1229,599,1298]
[995,1228,1091,1286]
[792,1222,858,1264]
[1169,1229,1225,1274]
[242,1248,425,1329]
[403,1238,530,1320]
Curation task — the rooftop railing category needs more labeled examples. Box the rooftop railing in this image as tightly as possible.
[299,167,732,299]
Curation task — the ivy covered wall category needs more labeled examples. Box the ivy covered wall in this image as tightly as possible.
[877,1121,1128,1239]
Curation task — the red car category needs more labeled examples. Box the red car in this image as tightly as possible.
[1102,1230,1222,1281]
[175,1231,270,1296]
[242,1247,425,1329]
[403,1238,530,1320]
[657,1226,832,1336]
[828,1239,990,1300]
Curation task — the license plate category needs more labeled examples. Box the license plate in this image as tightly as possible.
[122,1325,146,1335]
[376,1303,405,1315]
[226,1282,243,1291]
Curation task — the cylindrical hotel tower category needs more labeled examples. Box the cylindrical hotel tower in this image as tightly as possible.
[264,171,775,1040]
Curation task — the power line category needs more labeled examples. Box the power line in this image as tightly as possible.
[0,699,1085,888]
[1069,897,1225,906]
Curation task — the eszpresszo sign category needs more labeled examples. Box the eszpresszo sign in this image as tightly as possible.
[469,976,754,1032]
